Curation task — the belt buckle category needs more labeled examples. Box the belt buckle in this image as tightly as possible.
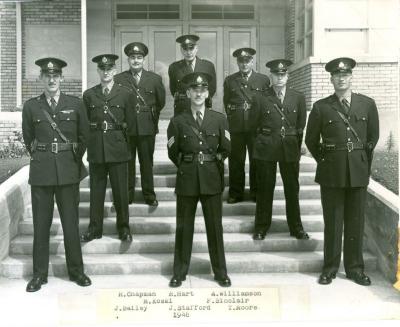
[347,142,354,152]
[102,121,108,131]
[51,142,58,154]
[280,127,286,137]
[243,101,250,111]
[198,151,204,165]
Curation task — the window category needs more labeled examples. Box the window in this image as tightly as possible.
[191,4,255,20]
[295,0,313,61]
[116,3,180,20]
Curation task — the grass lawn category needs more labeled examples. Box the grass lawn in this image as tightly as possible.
[371,150,398,194]
[0,156,30,184]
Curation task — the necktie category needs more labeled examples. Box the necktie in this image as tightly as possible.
[196,111,203,128]
[278,91,284,103]
[188,61,194,72]
[133,73,140,86]
[342,98,350,114]
[242,73,248,81]
[103,87,109,96]
[50,97,57,111]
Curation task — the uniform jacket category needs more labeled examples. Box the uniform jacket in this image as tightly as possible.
[22,92,89,186]
[223,70,270,133]
[114,69,166,135]
[168,57,217,98]
[251,87,307,162]
[83,83,134,163]
[167,109,231,196]
[305,92,379,187]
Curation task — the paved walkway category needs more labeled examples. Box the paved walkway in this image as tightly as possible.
[0,271,399,327]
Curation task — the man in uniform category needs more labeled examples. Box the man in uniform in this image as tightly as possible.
[167,72,231,288]
[252,59,309,241]
[168,34,216,116]
[223,48,270,203]
[114,42,166,206]
[305,57,379,285]
[22,57,91,292]
[80,54,134,243]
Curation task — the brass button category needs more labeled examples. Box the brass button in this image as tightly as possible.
[54,138,57,141]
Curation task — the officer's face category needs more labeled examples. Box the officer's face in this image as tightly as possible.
[270,72,288,87]
[330,72,352,92]
[40,72,62,94]
[128,54,145,72]
[237,57,253,74]
[181,44,198,62]
[97,66,116,83]
[186,86,209,106]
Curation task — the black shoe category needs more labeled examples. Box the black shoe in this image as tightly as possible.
[145,199,158,207]
[227,196,243,204]
[290,229,310,240]
[119,230,133,242]
[80,230,102,242]
[318,272,336,285]
[346,271,371,286]
[70,273,92,287]
[169,275,186,288]
[26,277,48,292]
[214,275,231,287]
[252,232,266,240]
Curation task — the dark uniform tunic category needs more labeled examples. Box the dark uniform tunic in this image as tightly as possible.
[114,70,166,203]
[22,92,88,279]
[83,83,134,235]
[223,70,269,199]
[305,92,379,275]
[168,57,216,116]
[167,108,230,279]
[252,87,307,235]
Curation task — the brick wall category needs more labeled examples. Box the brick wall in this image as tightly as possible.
[0,113,21,146]
[21,0,81,105]
[0,3,17,112]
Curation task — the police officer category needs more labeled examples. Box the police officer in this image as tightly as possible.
[168,34,216,116]
[305,57,379,286]
[167,72,231,288]
[223,48,270,203]
[22,57,91,292]
[252,59,309,241]
[80,54,134,243]
[114,42,166,206]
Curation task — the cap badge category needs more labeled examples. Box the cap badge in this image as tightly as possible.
[196,76,203,83]
[184,38,190,44]
[338,61,345,69]
[102,56,108,63]
[47,62,54,68]
[278,62,284,69]
[241,50,247,56]
[133,46,139,52]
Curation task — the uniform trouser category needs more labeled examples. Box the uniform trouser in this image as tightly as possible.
[89,161,130,234]
[173,194,228,279]
[228,131,256,198]
[254,160,303,234]
[320,186,367,275]
[128,135,156,202]
[31,184,84,278]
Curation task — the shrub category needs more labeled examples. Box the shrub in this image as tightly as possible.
[0,130,29,159]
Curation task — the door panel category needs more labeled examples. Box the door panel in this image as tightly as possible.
[189,26,224,111]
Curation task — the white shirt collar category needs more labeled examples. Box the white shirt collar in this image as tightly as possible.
[273,86,286,98]
[132,70,143,79]
[336,91,352,104]
[102,80,114,93]
[45,90,60,105]
[186,57,196,69]
[191,106,205,121]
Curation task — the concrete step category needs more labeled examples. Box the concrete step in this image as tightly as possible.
[78,185,321,202]
[10,232,325,255]
[18,215,324,236]
[79,172,317,188]
[23,199,322,219]
[0,251,377,278]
